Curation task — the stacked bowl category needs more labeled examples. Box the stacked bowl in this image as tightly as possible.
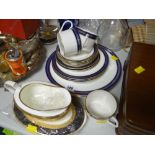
[4,81,86,135]
[46,21,122,96]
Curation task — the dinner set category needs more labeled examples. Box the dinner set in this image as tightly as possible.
[45,21,122,96]
[46,44,122,95]
[1,19,124,134]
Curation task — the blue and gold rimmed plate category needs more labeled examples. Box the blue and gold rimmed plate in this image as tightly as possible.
[45,44,122,95]
[14,100,86,135]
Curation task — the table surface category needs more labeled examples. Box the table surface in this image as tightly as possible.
[0,43,129,135]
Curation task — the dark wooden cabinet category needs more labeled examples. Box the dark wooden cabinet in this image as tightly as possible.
[116,42,155,134]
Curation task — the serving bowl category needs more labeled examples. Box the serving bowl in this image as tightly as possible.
[4,81,71,118]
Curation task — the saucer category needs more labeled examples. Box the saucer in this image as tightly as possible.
[63,47,94,61]
[52,48,109,81]
[14,101,86,135]
[45,44,122,95]
[56,45,100,70]
[56,51,100,70]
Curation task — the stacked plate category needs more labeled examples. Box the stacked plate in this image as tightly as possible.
[14,100,86,135]
[46,44,122,95]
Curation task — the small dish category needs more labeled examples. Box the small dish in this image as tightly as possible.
[86,90,118,127]
[39,25,58,44]
[4,81,71,118]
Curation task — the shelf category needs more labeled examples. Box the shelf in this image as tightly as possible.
[0,43,129,135]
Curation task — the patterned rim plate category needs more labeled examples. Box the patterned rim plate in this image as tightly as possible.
[45,44,122,95]
[52,48,109,82]
[14,100,86,135]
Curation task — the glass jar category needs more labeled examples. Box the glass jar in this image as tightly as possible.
[97,19,128,51]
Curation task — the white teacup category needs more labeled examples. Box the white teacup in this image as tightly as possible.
[57,20,97,57]
[86,90,118,127]
[4,81,71,118]
[76,27,98,54]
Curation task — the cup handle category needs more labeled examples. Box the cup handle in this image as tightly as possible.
[107,116,119,128]
[81,34,89,50]
[59,20,73,32]
[3,81,20,94]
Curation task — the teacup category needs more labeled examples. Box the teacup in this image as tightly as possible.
[76,27,98,53]
[86,90,118,127]
[57,20,97,57]
[4,81,71,118]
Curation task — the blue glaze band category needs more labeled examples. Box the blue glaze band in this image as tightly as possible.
[76,27,98,40]
[72,28,82,51]
[45,44,122,96]
[52,46,109,81]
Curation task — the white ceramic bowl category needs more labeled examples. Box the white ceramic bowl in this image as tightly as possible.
[86,90,118,127]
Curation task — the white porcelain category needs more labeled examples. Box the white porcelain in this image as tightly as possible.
[62,46,94,61]
[80,31,97,53]
[50,52,117,92]
[57,21,77,57]
[56,49,105,76]
[86,90,118,127]
[4,81,71,118]
[57,20,96,57]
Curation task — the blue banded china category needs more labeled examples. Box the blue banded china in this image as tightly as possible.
[72,28,82,52]
[45,44,122,95]
[76,27,98,40]
[52,47,109,81]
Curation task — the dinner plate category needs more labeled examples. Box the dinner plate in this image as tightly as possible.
[14,101,86,135]
[46,44,122,95]
[53,48,109,81]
